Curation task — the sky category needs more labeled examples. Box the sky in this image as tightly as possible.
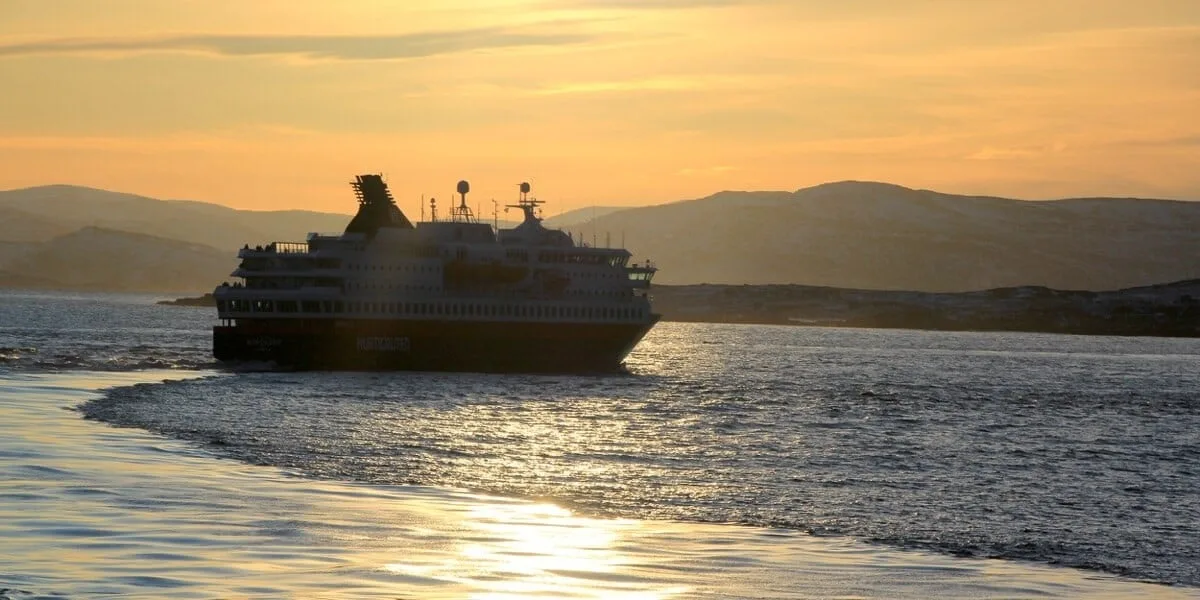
[0,0,1198,213]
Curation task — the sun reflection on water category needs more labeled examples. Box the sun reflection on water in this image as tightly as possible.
[385,502,688,599]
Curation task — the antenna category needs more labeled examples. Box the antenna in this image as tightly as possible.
[421,194,425,221]
[430,197,438,222]
[449,180,475,223]
[491,198,499,230]
[505,182,543,224]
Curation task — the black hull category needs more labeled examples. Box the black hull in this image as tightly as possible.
[212,318,658,373]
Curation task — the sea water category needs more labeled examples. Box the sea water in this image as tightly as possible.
[1,290,1197,598]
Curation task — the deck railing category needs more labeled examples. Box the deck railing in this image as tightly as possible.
[271,242,310,254]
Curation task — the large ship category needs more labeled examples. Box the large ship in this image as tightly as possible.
[212,175,659,372]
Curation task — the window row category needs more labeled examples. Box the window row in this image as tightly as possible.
[349,263,439,273]
[219,299,645,320]
[536,251,627,266]
[348,282,439,292]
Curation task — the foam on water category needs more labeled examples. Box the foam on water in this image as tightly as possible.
[0,371,1191,599]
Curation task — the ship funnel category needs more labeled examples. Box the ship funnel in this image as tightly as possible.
[344,174,414,237]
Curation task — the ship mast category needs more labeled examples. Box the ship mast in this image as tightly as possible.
[505,181,543,224]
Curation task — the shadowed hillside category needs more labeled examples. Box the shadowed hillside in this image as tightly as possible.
[563,182,1200,292]
[0,206,75,242]
[0,185,350,250]
[2,181,1198,293]
[2,227,232,293]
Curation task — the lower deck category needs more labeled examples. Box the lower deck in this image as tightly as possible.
[213,316,659,373]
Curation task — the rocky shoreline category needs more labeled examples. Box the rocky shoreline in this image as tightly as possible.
[156,293,215,307]
[652,280,1200,338]
[161,279,1200,338]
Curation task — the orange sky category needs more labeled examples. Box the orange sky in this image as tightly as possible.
[1,0,1198,213]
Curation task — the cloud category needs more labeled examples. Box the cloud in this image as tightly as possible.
[1120,134,1200,148]
[678,165,738,176]
[531,76,713,95]
[967,144,1065,161]
[0,27,593,62]
[551,0,761,8]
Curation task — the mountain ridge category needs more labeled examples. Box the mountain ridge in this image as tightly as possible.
[558,181,1200,291]
[2,180,1198,293]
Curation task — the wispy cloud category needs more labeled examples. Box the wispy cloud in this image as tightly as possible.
[531,75,719,95]
[554,0,757,7]
[0,27,593,61]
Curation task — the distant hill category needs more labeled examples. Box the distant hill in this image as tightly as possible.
[3,227,232,293]
[562,182,1200,291]
[543,206,625,229]
[1,181,1198,293]
[0,184,351,250]
[0,206,75,242]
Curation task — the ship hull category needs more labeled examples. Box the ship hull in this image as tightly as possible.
[212,317,659,373]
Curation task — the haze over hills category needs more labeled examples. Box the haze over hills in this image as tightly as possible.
[564,182,1200,291]
[0,227,232,293]
[0,185,350,250]
[0,181,1197,293]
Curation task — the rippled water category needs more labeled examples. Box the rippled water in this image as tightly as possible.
[9,372,1186,599]
[4,290,1200,595]
[0,291,212,371]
